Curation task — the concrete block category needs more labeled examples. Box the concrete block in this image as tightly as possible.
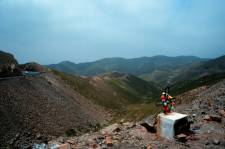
[157,112,188,139]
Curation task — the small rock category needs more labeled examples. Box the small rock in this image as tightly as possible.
[67,139,75,145]
[119,119,125,124]
[15,133,20,138]
[201,111,206,115]
[123,122,136,129]
[59,143,71,149]
[101,123,119,134]
[192,125,200,131]
[8,139,14,145]
[143,144,151,149]
[176,134,187,142]
[210,115,222,123]
[205,140,210,145]
[36,133,42,139]
[105,135,113,147]
[102,144,107,149]
[49,143,60,149]
[91,143,98,148]
[203,115,211,121]
[140,122,156,133]
[113,127,121,133]
[219,109,225,117]
[213,139,220,145]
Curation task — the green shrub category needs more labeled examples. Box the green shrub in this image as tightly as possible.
[65,128,76,137]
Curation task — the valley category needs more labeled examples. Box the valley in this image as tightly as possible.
[0,51,225,148]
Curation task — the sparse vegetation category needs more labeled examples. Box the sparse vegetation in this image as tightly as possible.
[52,70,161,111]
[171,73,225,95]
[65,129,77,137]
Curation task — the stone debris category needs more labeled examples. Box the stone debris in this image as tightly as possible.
[219,109,225,117]
[34,80,225,149]
[105,135,113,147]
[210,115,222,123]
[59,143,71,149]
[203,115,222,122]
[212,139,220,145]
[101,123,119,135]
[140,122,156,133]
[176,134,187,142]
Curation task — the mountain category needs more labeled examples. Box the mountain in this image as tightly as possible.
[0,50,21,77]
[0,51,162,148]
[49,55,225,87]
[52,70,161,111]
[168,55,225,84]
[0,50,18,65]
[171,72,225,95]
[0,64,108,148]
[48,56,206,77]
[2,51,225,148]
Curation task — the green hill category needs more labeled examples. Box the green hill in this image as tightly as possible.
[48,56,205,77]
[168,55,225,84]
[52,70,161,120]
[52,70,161,109]
[171,72,225,95]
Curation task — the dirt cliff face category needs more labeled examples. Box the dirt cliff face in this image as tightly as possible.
[0,71,109,148]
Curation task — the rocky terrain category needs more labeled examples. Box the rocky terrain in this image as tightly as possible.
[1,51,225,148]
[45,79,225,149]
[0,70,110,148]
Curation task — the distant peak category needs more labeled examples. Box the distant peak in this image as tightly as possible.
[59,61,76,65]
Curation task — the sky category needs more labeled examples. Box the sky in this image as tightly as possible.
[0,0,225,64]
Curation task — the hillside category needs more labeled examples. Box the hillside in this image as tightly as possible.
[48,56,205,77]
[0,50,18,65]
[49,55,225,86]
[0,50,21,77]
[168,55,225,84]
[0,70,108,148]
[171,72,225,95]
[52,70,161,120]
[48,79,225,149]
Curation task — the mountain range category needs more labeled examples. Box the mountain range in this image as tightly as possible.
[48,55,225,85]
[1,50,225,148]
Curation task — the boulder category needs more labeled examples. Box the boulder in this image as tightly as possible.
[101,123,119,134]
[219,109,225,117]
[213,139,220,145]
[204,115,222,122]
[140,122,156,133]
[105,135,113,147]
[210,115,222,123]
[59,143,71,149]
[203,115,211,121]
[176,134,187,142]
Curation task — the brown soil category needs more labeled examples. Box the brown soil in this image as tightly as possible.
[0,72,110,148]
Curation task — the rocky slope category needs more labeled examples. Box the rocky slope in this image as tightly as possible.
[0,70,109,148]
[0,50,21,77]
[0,50,18,65]
[47,79,225,149]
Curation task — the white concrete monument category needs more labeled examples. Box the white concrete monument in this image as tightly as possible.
[157,112,189,139]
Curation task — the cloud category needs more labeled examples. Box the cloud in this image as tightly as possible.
[0,0,225,64]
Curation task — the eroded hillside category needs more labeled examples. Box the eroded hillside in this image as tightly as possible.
[0,71,109,148]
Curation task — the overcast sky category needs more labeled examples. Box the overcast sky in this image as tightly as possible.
[0,0,225,64]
